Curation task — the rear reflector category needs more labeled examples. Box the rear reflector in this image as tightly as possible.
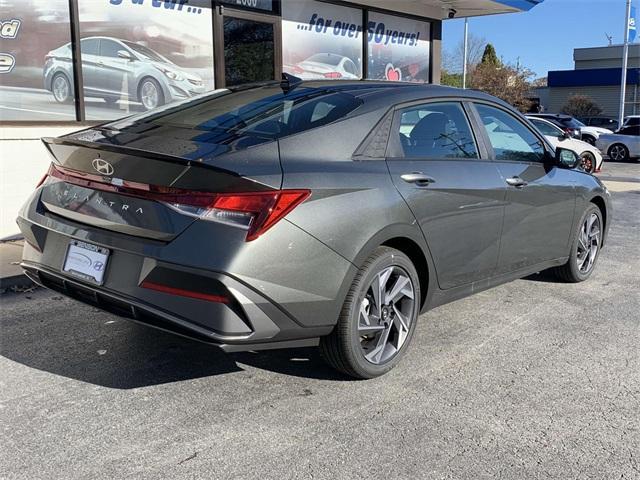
[141,280,229,303]
[43,163,310,241]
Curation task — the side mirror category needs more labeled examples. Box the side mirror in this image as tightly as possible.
[556,147,580,169]
[117,50,133,61]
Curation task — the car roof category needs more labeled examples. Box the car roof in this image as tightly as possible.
[230,80,513,113]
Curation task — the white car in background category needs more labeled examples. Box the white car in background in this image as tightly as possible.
[596,124,640,162]
[527,116,604,173]
[292,53,359,80]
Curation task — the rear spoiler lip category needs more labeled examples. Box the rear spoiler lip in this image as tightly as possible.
[40,136,242,178]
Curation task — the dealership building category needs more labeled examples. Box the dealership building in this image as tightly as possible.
[0,0,543,238]
[534,44,640,118]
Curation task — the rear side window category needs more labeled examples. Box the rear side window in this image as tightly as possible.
[81,39,99,56]
[396,102,478,159]
[476,104,545,163]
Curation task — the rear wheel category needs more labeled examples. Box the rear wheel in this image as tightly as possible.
[320,247,420,379]
[552,205,602,282]
[608,143,629,162]
[51,73,71,103]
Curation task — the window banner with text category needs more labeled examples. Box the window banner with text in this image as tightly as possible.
[0,0,75,121]
[282,0,363,80]
[78,0,214,120]
[367,12,430,83]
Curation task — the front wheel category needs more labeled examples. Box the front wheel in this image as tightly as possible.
[582,135,596,146]
[320,247,420,379]
[579,151,597,173]
[138,78,164,111]
[552,205,603,282]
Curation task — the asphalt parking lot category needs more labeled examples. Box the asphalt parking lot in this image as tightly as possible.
[1,162,639,480]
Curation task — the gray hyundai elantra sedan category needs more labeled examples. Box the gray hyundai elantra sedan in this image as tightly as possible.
[18,78,611,379]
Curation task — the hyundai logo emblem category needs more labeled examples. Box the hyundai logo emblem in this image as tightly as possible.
[92,158,114,176]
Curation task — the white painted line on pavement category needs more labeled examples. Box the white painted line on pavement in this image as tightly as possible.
[0,105,75,117]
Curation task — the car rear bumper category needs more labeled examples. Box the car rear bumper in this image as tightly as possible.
[21,259,326,351]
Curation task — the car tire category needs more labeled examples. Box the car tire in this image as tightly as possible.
[579,152,597,173]
[608,143,629,162]
[51,73,72,103]
[582,135,596,146]
[320,246,420,379]
[552,204,603,283]
[138,78,165,111]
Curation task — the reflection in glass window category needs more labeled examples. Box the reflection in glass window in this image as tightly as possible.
[476,104,545,162]
[282,0,363,81]
[0,0,76,121]
[78,0,214,121]
[367,12,430,83]
[397,103,478,159]
[223,18,275,87]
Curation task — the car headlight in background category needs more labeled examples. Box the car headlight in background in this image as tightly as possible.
[155,66,184,82]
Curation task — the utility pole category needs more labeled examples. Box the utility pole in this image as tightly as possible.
[462,17,468,89]
[618,0,632,127]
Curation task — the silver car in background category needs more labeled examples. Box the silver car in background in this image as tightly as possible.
[596,125,640,162]
[44,37,206,110]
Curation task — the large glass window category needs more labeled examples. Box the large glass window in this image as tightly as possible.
[367,12,430,83]
[397,103,478,159]
[282,0,363,81]
[476,104,545,162]
[77,0,215,121]
[0,0,75,121]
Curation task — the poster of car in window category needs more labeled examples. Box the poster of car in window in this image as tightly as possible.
[0,0,75,121]
[282,0,363,81]
[77,0,214,120]
[367,12,430,83]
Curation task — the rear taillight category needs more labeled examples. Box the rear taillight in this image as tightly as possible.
[170,190,310,241]
[43,163,310,241]
[323,72,342,79]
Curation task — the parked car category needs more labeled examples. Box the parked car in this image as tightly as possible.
[18,80,611,379]
[527,116,603,173]
[621,115,640,129]
[528,113,612,145]
[44,36,206,111]
[596,125,640,162]
[579,116,619,132]
[290,53,360,80]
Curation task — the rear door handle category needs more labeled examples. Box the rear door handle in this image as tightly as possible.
[401,173,436,186]
[505,176,528,188]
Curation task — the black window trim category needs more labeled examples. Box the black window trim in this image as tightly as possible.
[384,97,487,161]
[468,100,554,165]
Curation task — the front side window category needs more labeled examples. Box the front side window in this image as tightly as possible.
[476,104,545,162]
[396,102,478,159]
[99,40,123,59]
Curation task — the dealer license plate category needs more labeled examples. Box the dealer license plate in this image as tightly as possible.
[62,240,110,285]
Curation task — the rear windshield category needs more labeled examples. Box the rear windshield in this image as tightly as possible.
[109,85,362,142]
[306,53,343,66]
[559,117,585,128]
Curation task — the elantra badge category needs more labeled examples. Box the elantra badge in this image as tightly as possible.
[92,158,114,176]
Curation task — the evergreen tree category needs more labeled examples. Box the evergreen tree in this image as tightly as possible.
[480,44,500,67]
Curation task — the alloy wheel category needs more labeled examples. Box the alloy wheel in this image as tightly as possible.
[141,81,159,110]
[576,213,601,274]
[358,266,415,365]
[609,145,627,161]
[580,152,595,173]
[53,76,69,102]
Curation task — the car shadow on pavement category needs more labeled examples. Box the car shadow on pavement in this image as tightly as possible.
[523,270,564,283]
[0,299,347,388]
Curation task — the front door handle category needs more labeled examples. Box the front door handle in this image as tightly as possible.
[401,173,436,186]
[505,176,528,188]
